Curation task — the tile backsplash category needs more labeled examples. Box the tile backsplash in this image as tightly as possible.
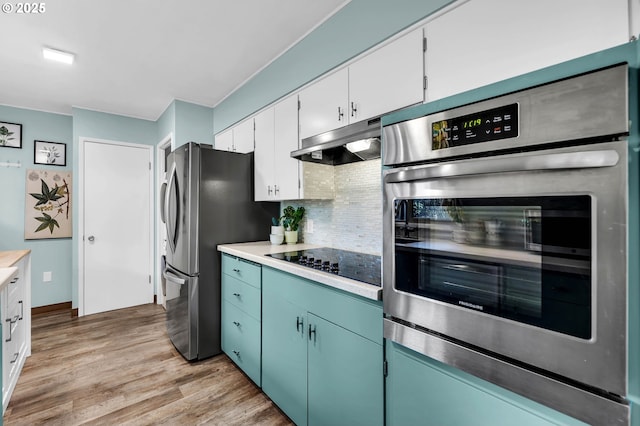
[282,159,382,255]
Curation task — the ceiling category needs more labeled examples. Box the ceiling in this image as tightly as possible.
[0,0,348,120]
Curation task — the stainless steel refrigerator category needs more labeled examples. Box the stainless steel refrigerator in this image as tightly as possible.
[160,142,279,361]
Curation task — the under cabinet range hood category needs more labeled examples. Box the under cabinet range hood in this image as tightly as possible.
[291,116,381,165]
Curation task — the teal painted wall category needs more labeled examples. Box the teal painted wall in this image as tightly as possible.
[0,105,73,307]
[174,100,214,147]
[157,100,175,147]
[212,0,454,133]
[71,107,158,309]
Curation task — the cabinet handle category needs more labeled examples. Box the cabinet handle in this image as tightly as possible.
[18,300,23,320]
[308,323,316,342]
[10,277,18,284]
[296,316,304,332]
[233,321,241,327]
[274,185,279,195]
[338,107,344,122]
[233,292,241,297]
[233,350,240,358]
[233,268,240,273]
[351,101,357,117]
[10,352,18,364]
[268,185,273,195]
[5,318,14,342]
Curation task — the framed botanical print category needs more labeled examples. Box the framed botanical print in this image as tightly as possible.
[0,121,22,148]
[34,140,67,166]
[25,169,73,239]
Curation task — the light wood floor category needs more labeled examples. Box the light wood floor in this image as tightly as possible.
[4,304,293,425]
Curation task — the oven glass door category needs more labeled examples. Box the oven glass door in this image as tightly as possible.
[394,195,591,339]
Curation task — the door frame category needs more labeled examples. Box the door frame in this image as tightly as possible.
[77,137,154,317]
[156,133,173,307]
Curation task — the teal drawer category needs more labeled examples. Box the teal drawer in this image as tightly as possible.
[222,254,261,289]
[263,267,383,345]
[222,300,261,386]
[222,274,261,319]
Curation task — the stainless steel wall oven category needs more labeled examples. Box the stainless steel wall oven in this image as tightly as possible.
[382,64,630,424]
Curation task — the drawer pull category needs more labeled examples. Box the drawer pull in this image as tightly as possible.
[5,318,15,342]
[18,300,23,320]
[233,293,241,297]
[232,350,240,358]
[10,277,18,284]
[10,352,18,364]
[296,316,304,332]
[233,268,240,273]
[233,321,241,327]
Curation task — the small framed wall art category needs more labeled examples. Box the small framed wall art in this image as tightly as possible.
[34,140,66,166]
[0,121,22,148]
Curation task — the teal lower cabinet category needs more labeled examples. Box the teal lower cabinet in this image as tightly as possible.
[221,254,262,386]
[262,267,383,426]
[385,340,588,426]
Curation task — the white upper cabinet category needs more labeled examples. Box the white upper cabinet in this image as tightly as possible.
[299,69,349,140]
[424,0,630,102]
[214,117,255,153]
[254,95,300,201]
[214,128,233,151]
[232,118,255,153]
[273,96,300,200]
[349,28,424,122]
[299,27,425,140]
[254,107,275,201]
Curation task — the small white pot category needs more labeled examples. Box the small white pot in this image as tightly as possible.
[269,233,284,245]
[271,225,284,235]
[284,230,298,244]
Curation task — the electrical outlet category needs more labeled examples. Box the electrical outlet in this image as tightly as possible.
[43,271,52,282]
[306,219,314,234]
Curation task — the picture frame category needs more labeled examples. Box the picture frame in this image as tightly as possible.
[34,140,67,166]
[0,121,22,148]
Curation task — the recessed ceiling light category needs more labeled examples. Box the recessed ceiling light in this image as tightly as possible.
[42,47,75,65]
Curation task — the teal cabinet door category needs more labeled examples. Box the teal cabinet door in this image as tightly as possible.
[262,280,307,426]
[307,313,383,426]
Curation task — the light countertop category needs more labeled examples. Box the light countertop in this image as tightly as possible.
[218,241,382,301]
[0,250,31,268]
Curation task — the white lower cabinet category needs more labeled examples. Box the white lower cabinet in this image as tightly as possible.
[2,252,31,412]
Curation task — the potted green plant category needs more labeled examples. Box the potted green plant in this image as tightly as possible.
[281,205,305,244]
[271,216,284,236]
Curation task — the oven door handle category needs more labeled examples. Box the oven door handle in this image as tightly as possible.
[383,149,619,183]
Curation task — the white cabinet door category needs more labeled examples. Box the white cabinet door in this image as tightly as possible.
[233,118,255,153]
[214,128,233,151]
[349,28,424,122]
[299,68,349,140]
[273,95,300,200]
[254,107,275,201]
[2,254,30,413]
[424,0,629,102]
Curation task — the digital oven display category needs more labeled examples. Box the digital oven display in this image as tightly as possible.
[432,103,519,150]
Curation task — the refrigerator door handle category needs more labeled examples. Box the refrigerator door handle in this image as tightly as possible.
[160,182,167,224]
[163,268,186,286]
[165,163,179,253]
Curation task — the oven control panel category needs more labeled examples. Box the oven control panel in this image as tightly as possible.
[432,103,519,150]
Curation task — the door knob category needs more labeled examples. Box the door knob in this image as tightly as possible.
[87,235,95,242]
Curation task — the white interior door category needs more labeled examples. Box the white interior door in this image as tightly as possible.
[83,139,153,315]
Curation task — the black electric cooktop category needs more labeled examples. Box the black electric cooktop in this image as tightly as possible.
[267,247,381,287]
